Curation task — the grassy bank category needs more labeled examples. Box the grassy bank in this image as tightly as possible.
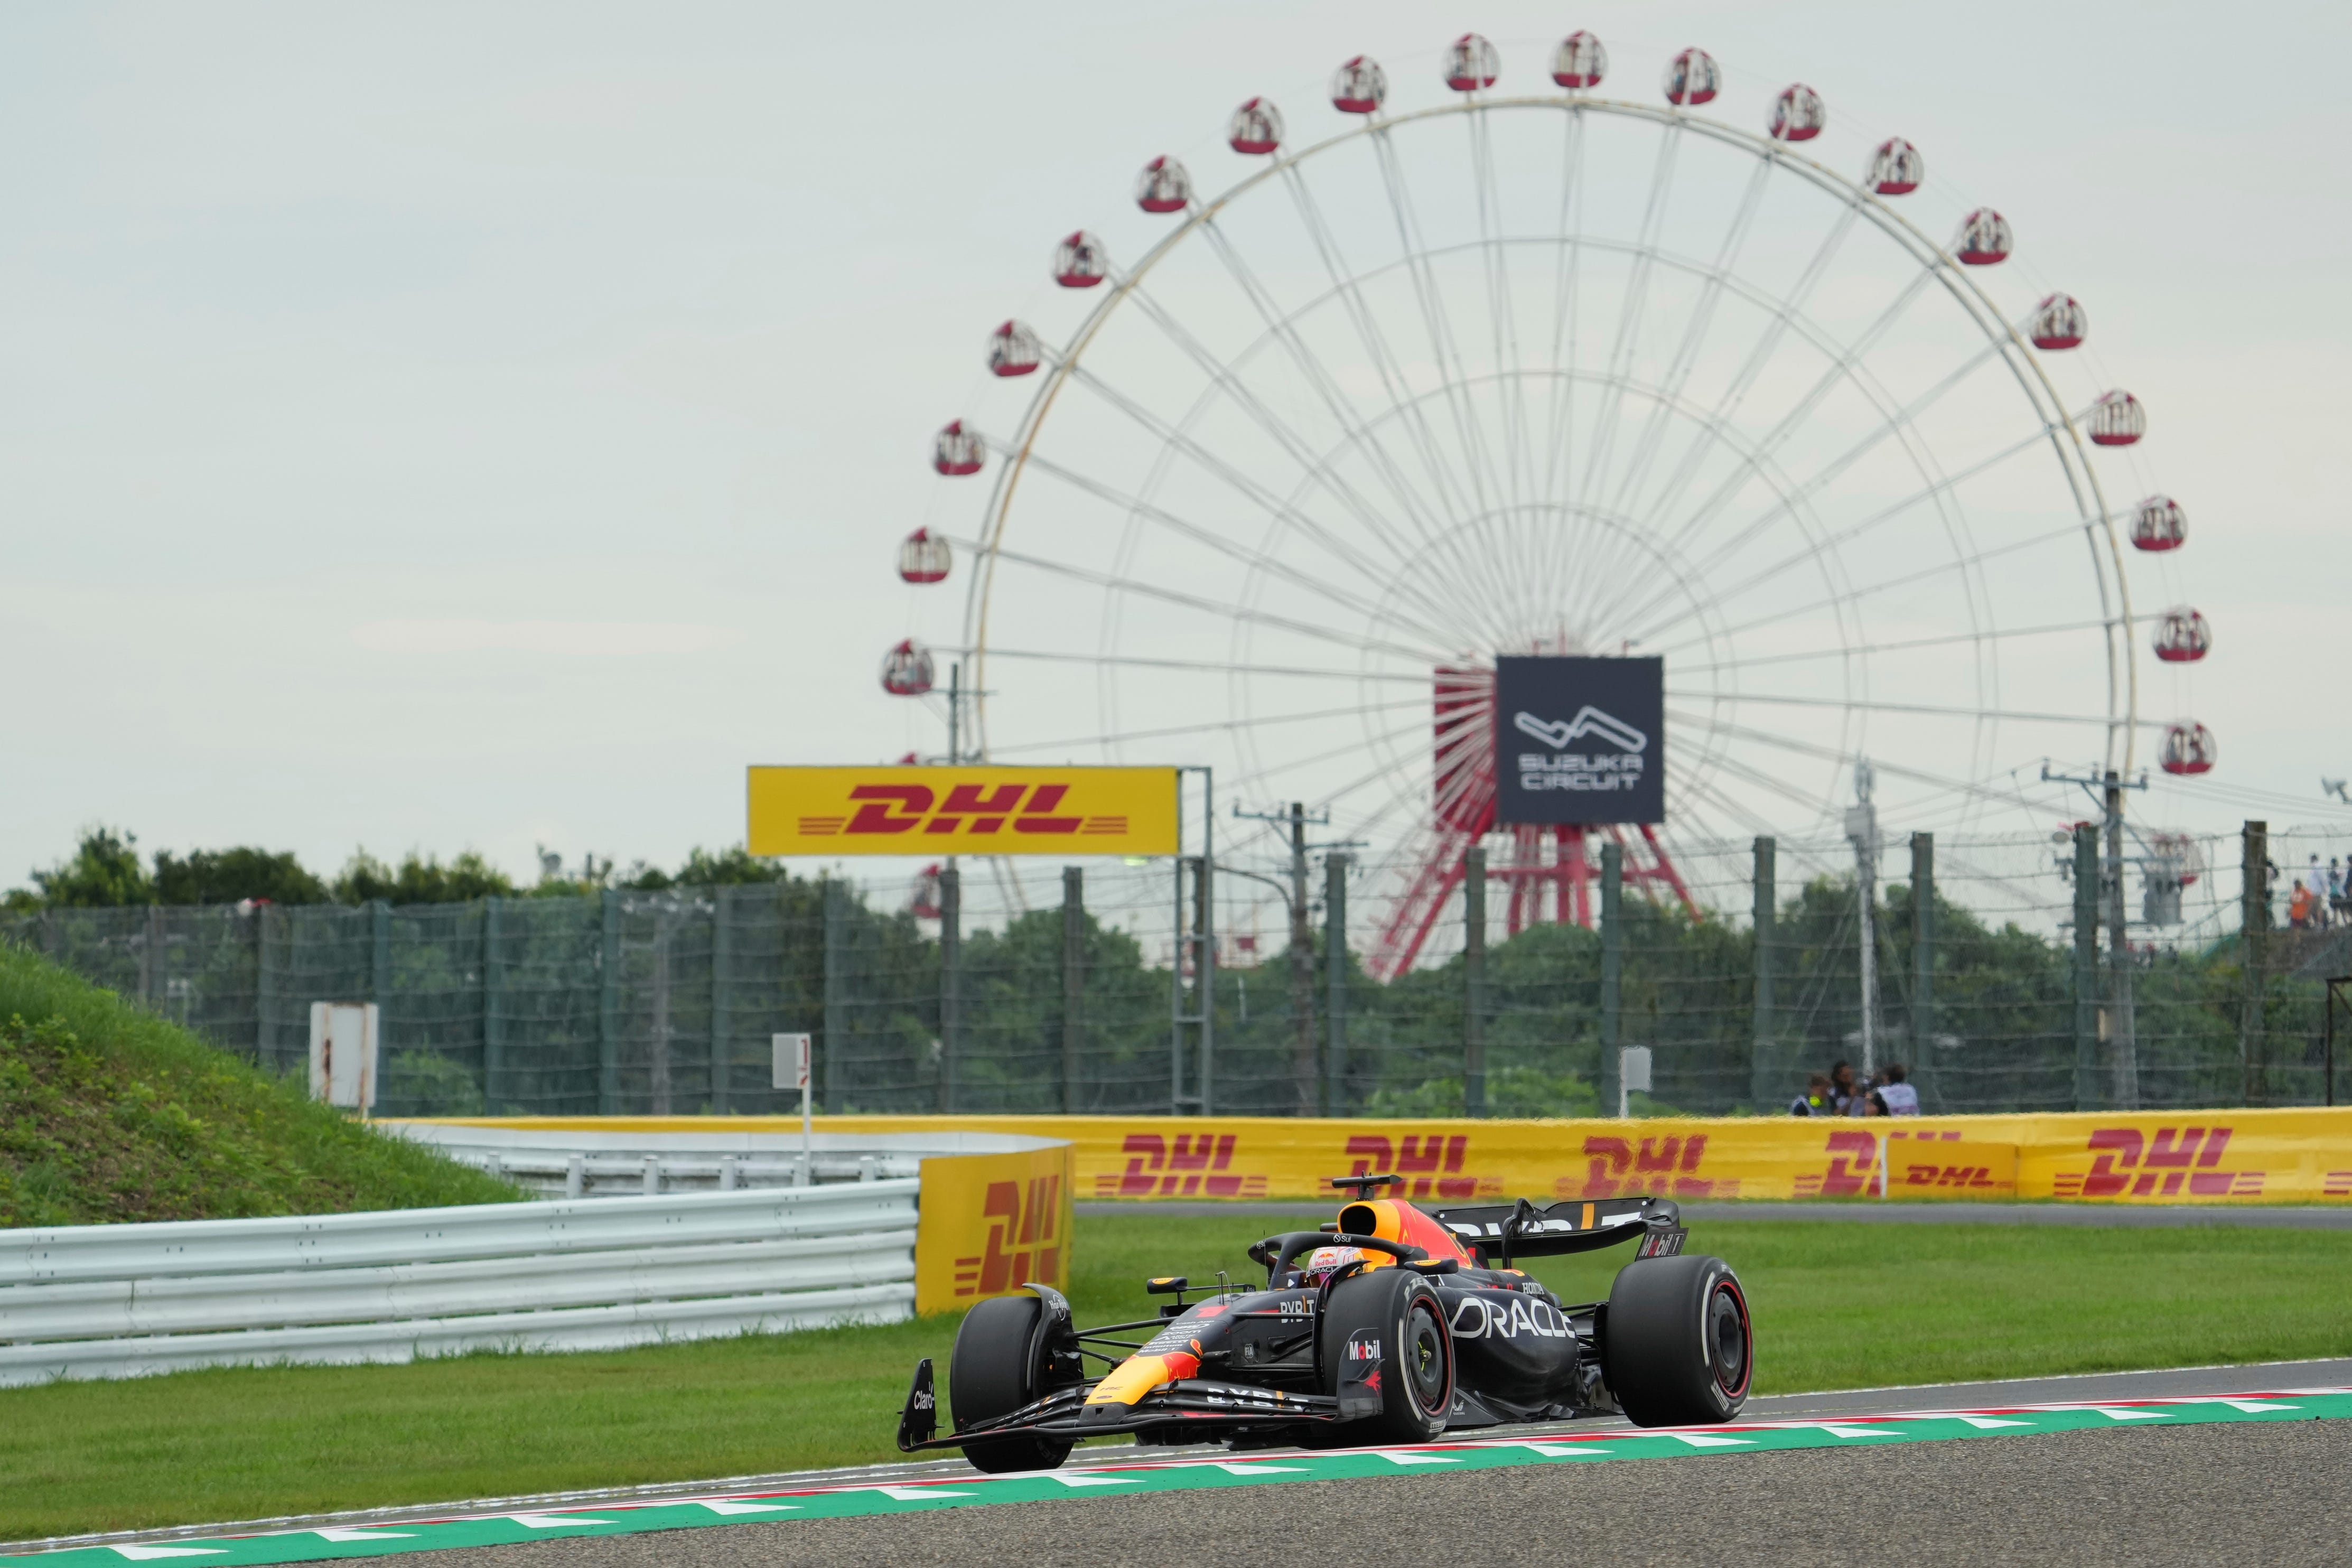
[6,1212,2350,1539]
[0,941,517,1225]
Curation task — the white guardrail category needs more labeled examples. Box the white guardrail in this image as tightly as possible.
[379,1122,1057,1198]
[0,1181,918,1387]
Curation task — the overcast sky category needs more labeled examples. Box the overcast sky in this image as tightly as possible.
[4,0,2348,898]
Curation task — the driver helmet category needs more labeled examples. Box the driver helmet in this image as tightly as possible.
[1297,1245,1367,1286]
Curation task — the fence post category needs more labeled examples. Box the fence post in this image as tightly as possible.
[1911,832,1935,1093]
[710,887,730,1116]
[1463,844,1486,1117]
[2239,820,2267,1105]
[939,865,961,1114]
[822,878,845,1115]
[483,897,504,1114]
[142,904,162,1005]
[370,898,391,1011]
[1061,867,1084,1115]
[1749,836,1775,1109]
[1600,841,1623,1116]
[598,889,620,1115]
[2072,823,2101,1110]
[254,906,275,1069]
[1324,854,1348,1117]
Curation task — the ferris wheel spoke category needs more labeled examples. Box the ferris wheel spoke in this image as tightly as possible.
[1674,687,2122,729]
[1631,201,1864,543]
[1278,165,1484,536]
[1098,246,1505,647]
[1537,106,1588,520]
[984,695,1427,759]
[1468,105,1533,519]
[1048,352,1479,648]
[1567,120,1683,564]
[1272,176,1544,646]
[951,530,1448,666]
[1369,128,1511,536]
[1621,417,2051,646]
[1645,263,1944,577]
[1604,154,1772,524]
[1240,710,1434,798]
[974,645,1426,684]
[1182,208,1527,639]
[1646,510,2094,661]
[1566,153,1777,636]
[997,441,1462,653]
[1666,704,2081,818]
[1670,614,2116,676]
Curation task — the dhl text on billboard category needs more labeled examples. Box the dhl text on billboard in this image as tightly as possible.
[747,766,1178,856]
[430,1109,2352,1208]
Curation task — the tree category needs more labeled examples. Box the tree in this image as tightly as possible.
[333,850,515,905]
[18,827,153,908]
[153,848,329,906]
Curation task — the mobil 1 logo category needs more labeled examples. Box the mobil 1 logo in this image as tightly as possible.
[1495,655,1665,825]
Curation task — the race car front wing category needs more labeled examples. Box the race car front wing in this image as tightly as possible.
[895,1357,1344,1453]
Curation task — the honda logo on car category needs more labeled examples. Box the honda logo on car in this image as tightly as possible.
[748,766,1179,856]
[1494,656,1666,825]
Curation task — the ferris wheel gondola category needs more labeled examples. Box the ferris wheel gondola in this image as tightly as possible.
[891,35,2206,972]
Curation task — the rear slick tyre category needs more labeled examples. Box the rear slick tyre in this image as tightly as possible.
[1601,1254,1752,1427]
[1319,1267,1454,1445]
[947,1294,1074,1473]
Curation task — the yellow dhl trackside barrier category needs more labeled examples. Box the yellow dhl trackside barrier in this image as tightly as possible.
[467,1109,2352,1208]
[910,1140,1075,1315]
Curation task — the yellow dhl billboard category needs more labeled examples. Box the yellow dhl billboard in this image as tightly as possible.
[748,766,1179,857]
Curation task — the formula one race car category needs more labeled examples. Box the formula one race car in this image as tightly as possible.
[896,1172,1751,1472]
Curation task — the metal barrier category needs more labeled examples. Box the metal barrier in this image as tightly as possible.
[381,1120,1054,1198]
[0,1182,917,1386]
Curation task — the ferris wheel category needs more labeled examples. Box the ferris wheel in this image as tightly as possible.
[887,33,2211,973]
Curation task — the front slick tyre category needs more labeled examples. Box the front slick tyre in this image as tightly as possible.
[948,1294,1074,1474]
[1319,1267,1453,1445]
[1602,1254,1752,1427]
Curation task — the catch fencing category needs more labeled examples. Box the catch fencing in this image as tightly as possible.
[0,1182,917,1386]
[7,823,2348,1121]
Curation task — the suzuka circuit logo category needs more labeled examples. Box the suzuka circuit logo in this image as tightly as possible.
[1505,710,1656,785]
[1513,706,1648,795]
[797,783,1130,841]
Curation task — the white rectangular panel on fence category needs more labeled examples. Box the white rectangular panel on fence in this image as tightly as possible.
[0,1182,918,1386]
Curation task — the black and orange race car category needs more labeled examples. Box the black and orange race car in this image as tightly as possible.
[896,1172,1752,1472]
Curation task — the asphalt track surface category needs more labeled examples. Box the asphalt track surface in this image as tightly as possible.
[1077,1199,2352,1228]
[332,1422,2352,1568]
[22,1362,2351,1567]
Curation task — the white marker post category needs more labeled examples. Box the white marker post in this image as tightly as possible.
[1618,1046,1652,1120]
[774,1032,813,1187]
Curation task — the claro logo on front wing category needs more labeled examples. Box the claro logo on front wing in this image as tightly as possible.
[797,783,1129,839]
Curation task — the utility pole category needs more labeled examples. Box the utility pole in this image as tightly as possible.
[2043,761,2149,1110]
[1234,800,1330,1116]
[2104,770,2139,1109]
[1845,761,1880,1076]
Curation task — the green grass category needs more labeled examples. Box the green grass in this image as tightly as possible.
[0,942,518,1225]
[6,1212,2351,1540]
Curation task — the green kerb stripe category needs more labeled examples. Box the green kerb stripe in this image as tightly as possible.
[12,1395,2346,1566]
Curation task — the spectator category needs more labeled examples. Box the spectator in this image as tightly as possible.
[2332,858,2349,926]
[2310,856,2331,929]
[2290,879,2314,930]
[1874,1063,1921,1116]
[1827,1060,1858,1114]
[1789,1074,1833,1115]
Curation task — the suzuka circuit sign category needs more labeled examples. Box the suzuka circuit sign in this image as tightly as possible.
[747,766,1180,856]
[1494,656,1665,826]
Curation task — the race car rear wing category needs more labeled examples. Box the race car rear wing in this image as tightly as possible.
[1429,1196,1684,1267]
